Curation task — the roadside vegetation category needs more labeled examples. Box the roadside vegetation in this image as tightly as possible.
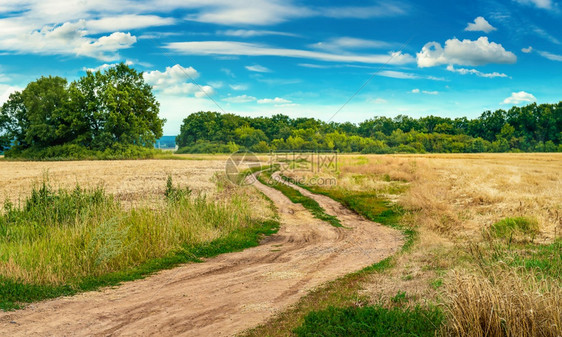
[0,174,279,310]
[257,168,342,228]
[175,104,561,154]
[246,153,561,336]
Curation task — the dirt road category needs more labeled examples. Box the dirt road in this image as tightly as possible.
[0,174,403,336]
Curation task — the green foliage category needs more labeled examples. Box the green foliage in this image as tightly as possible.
[293,305,444,337]
[175,102,562,153]
[164,175,192,202]
[490,217,540,242]
[0,64,164,159]
[0,178,279,310]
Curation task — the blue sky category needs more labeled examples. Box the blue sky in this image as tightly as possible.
[0,0,561,135]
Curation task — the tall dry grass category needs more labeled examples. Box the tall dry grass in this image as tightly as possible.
[0,174,274,285]
[284,153,562,335]
[444,268,561,337]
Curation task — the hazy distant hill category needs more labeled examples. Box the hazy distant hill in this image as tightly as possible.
[156,136,176,149]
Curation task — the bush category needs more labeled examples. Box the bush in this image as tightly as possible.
[5,144,161,160]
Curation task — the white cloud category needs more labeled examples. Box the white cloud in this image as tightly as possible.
[0,20,136,61]
[310,37,393,51]
[85,15,175,34]
[229,84,248,90]
[368,98,388,104]
[521,46,533,53]
[514,0,553,9]
[378,70,420,79]
[83,60,134,72]
[446,65,508,78]
[257,97,292,104]
[533,27,561,45]
[144,64,214,97]
[245,64,271,73]
[317,3,407,19]
[417,37,516,67]
[538,50,562,61]
[166,41,415,65]
[0,84,22,105]
[223,95,256,103]
[218,29,297,37]
[411,88,438,95]
[194,85,215,98]
[465,17,497,33]
[502,91,537,104]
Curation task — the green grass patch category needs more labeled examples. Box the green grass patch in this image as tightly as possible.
[282,175,415,251]
[293,305,444,337]
[244,170,422,337]
[0,177,279,311]
[258,170,343,228]
[490,216,540,242]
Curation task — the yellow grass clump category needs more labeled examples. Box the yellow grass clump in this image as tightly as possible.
[443,268,561,337]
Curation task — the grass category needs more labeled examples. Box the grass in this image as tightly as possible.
[259,154,561,336]
[294,305,444,337]
[490,216,540,242]
[0,175,279,311]
[244,167,425,336]
[257,169,343,228]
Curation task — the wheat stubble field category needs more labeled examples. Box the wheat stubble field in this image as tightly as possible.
[0,153,560,336]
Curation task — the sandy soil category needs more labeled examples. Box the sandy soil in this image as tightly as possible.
[0,172,402,336]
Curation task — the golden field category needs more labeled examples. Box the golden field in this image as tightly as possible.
[1,153,560,335]
[285,152,561,336]
[0,157,227,205]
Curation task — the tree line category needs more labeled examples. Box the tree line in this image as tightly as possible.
[177,103,561,154]
[0,64,164,159]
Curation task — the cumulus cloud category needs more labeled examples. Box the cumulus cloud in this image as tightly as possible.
[0,84,22,105]
[0,20,136,61]
[223,95,256,103]
[166,41,415,65]
[245,65,271,73]
[144,64,214,97]
[446,65,508,78]
[257,97,292,104]
[417,37,516,68]
[465,17,497,33]
[502,91,537,104]
[522,46,533,53]
[538,50,562,61]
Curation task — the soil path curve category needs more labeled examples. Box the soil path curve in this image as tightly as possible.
[0,174,403,336]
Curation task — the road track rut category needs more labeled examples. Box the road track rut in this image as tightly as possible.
[0,174,403,336]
